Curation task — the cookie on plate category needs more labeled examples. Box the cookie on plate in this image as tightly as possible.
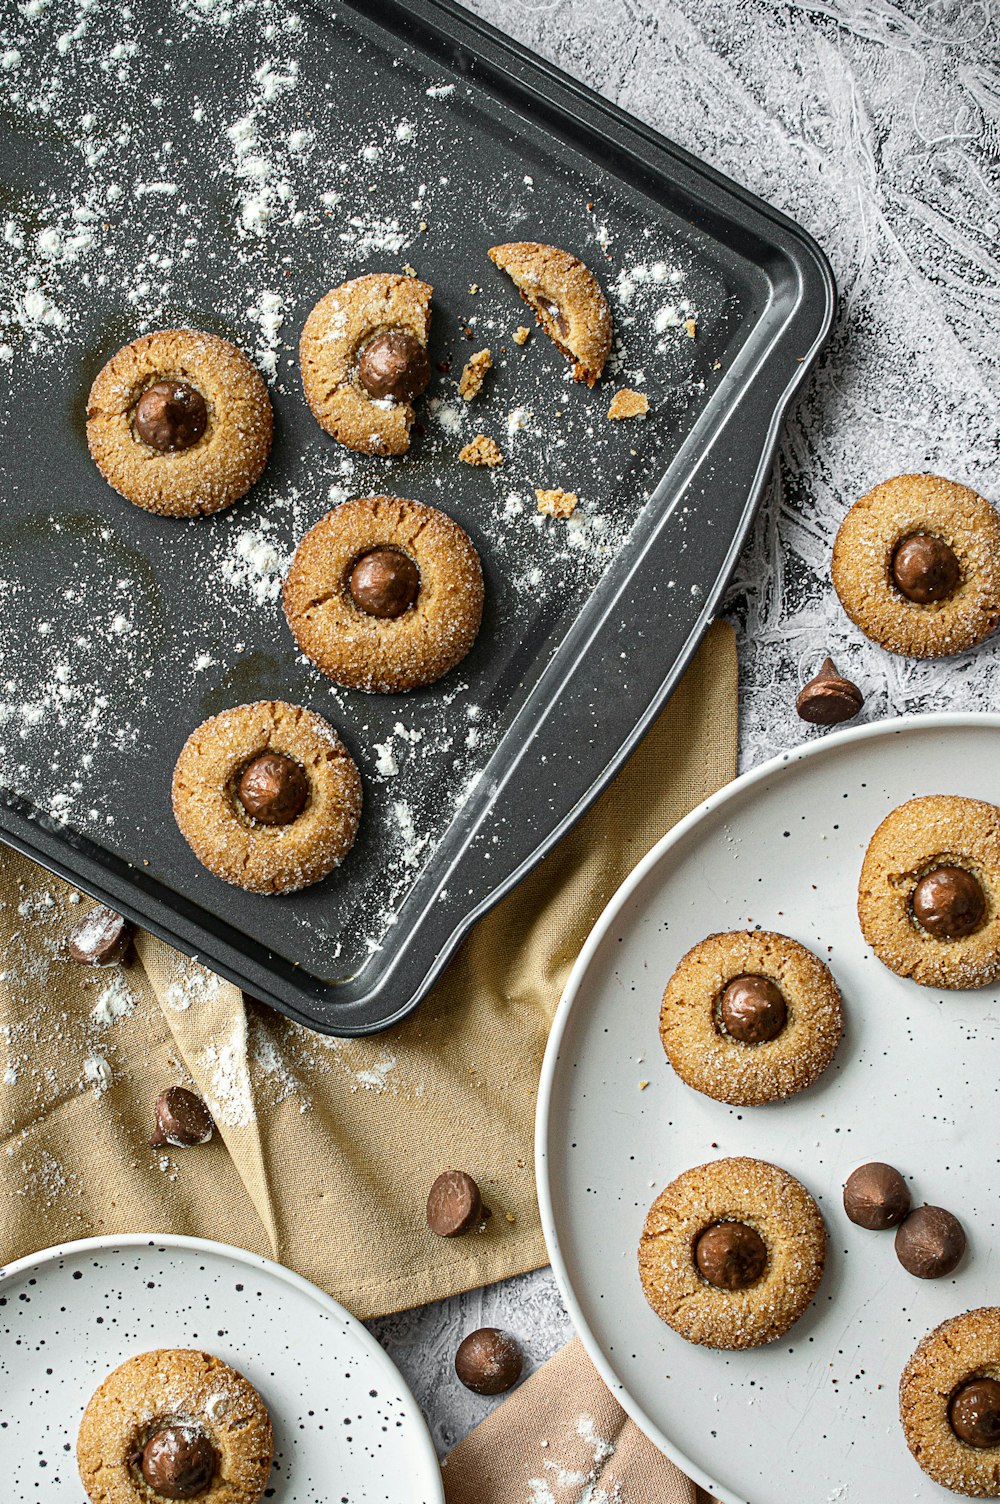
[832,474,1000,658]
[638,1157,826,1350]
[87,329,272,518]
[300,272,432,455]
[659,930,843,1105]
[172,700,362,894]
[77,1347,273,1504]
[488,242,611,386]
[901,1308,1000,1496]
[283,495,483,693]
[858,794,1000,989]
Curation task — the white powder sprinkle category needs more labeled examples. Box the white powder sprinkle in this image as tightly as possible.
[201,1016,256,1128]
[91,972,137,1027]
[83,1053,112,1093]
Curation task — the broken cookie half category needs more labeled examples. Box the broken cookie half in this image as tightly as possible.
[300,272,432,456]
[488,241,611,387]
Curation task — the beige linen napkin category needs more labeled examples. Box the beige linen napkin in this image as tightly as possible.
[0,622,736,1318]
[442,1337,718,1504]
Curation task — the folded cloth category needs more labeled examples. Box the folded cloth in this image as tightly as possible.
[0,622,736,1319]
[443,1337,718,1504]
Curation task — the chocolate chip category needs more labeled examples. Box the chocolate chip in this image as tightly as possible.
[426,1170,488,1237]
[694,1221,768,1290]
[150,1086,214,1149]
[892,533,961,605]
[455,1328,523,1395]
[912,865,986,940]
[795,657,864,726]
[67,905,133,967]
[358,329,430,402]
[349,548,420,619]
[895,1204,965,1278]
[236,752,309,826]
[134,381,208,453]
[718,974,787,1044]
[843,1162,910,1230]
[950,1378,1000,1449]
[140,1425,217,1498]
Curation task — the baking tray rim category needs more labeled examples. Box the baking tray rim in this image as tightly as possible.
[0,0,836,1035]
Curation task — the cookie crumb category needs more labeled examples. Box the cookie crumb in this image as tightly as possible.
[512,325,531,346]
[639,1079,649,1090]
[459,434,504,467]
[468,282,479,295]
[608,388,649,421]
[402,263,418,277]
[684,317,697,338]
[536,487,578,518]
[459,348,492,402]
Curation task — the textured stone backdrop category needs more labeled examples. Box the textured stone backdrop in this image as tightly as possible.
[370,0,1000,1454]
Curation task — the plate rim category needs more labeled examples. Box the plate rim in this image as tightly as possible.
[535,709,1000,1503]
[0,1230,445,1503]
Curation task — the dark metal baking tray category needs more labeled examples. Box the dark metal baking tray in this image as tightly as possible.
[0,0,834,1035]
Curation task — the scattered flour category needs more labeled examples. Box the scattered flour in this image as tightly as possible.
[219,526,291,604]
[201,1015,256,1129]
[91,972,137,1027]
[83,1052,113,1093]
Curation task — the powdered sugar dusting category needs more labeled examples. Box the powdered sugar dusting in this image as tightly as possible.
[1,0,720,985]
[200,1015,256,1129]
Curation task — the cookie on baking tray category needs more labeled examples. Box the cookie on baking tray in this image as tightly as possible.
[901,1308,1000,1496]
[659,929,844,1105]
[299,272,432,455]
[171,700,362,895]
[77,1347,272,1504]
[832,474,1000,658]
[858,794,1000,989]
[86,329,272,518]
[488,241,612,387]
[282,494,484,693]
[638,1157,826,1350]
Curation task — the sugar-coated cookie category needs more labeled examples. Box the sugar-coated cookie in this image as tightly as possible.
[77,1348,272,1504]
[488,242,611,386]
[832,474,1000,658]
[87,329,272,518]
[659,930,843,1105]
[299,273,432,456]
[901,1309,1000,1496]
[858,794,1000,989]
[638,1157,826,1350]
[172,700,361,894]
[283,495,483,693]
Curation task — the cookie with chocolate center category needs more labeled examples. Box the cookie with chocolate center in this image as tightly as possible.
[659,930,844,1105]
[283,495,483,693]
[299,273,432,456]
[832,474,1000,658]
[488,242,611,386]
[77,1348,272,1504]
[87,329,272,518]
[171,700,361,894]
[638,1157,826,1350]
[858,794,1000,989]
[901,1308,1000,1495]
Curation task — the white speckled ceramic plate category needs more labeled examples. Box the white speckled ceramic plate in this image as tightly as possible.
[537,713,1000,1504]
[0,1234,444,1504]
